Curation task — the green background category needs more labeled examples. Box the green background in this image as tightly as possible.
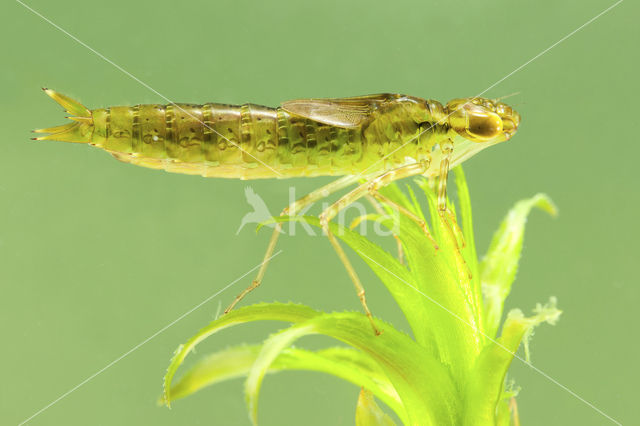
[1,0,636,424]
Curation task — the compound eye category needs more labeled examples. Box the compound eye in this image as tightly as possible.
[449,102,503,142]
[467,109,502,139]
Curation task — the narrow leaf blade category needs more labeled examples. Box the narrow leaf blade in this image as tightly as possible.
[167,345,405,422]
[481,194,557,337]
[163,303,319,406]
[356,388,397,426]
[245,312,458,426]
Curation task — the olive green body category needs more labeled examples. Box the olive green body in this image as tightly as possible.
[89,96,448,179]
[37,91,519,179]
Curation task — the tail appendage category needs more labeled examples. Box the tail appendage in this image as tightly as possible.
[33,89,93,143]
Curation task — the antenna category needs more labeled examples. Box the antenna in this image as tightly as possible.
[492,91,522,102]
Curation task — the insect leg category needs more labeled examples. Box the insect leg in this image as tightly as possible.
[224,174,362,314]
[369,191,439,249]
[319,162,431,335]
[437,141,466,247]
[437,141,472,281]
[363,194,405,264]
[437,140,454,214]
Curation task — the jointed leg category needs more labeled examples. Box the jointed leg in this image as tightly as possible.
[319,161,432,334]
[369,191,439,249]
[437,141,465,249]
[364,194,405,264]
[437,142,453,215]
[225,174,361,314]
[437,142,472,283]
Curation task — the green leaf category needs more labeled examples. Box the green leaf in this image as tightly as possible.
[167,345,259,402]
[167,345,405,422]
[356,388,397,426]
[495,397,512,426]
[284,212,481,371]
[245,311,458,426]
[453,166,482,320]
[414,177,443,243]
[162,172,562,426]
[408,179,484,375]
[268,215,433,346]
[501,298,562,363]
[404,183,427,223]
[273,183,485,382]
[462,298,561,425]
[378,181,419,215]
[163,303,320,407]
[481,194,558,338]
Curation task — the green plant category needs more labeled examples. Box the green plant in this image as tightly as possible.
[161,167,560,425]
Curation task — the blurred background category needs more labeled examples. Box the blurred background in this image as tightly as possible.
[1,0,636,424]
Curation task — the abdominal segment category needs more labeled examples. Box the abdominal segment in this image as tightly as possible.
[93,102,364,179]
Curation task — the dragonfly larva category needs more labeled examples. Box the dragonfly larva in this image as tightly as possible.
[35,89,520,334]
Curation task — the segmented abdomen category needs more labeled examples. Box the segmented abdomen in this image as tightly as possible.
[91,102,363,179]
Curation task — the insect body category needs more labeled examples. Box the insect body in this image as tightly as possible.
[36,89,520,334]
[35,90,519,179]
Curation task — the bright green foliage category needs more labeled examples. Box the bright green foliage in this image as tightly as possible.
[480,194,558,338]
[357,388,397,426]
[161,167,560,425]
